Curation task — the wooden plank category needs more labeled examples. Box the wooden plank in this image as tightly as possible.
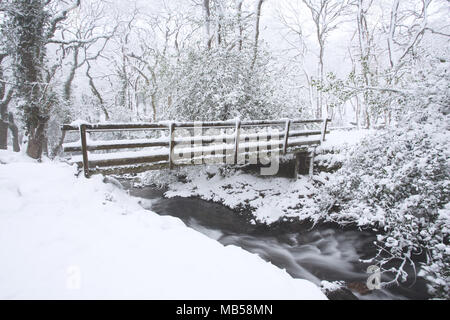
[222,133,227,164]
[79,124,90,178]
[321,118,329,142]
[61,119,332,132]
[234,119,241,164]
[92,162,170,176]
[283,119,291,154]
[74,154,169,168]
[169,122,176,170]
[309,148,316,177]
[288,139,321,148]
[63,139,169,152]
[173,130,328,147]
[174,121,235,129]
[61,123,168,132]
[294,153,300,180]
[289,130,328,138]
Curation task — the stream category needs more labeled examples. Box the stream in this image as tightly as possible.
[122,181,431,300]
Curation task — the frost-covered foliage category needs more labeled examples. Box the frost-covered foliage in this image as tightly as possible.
[319,106,450,298]
[315,59,450,298]
[160,47,282,121]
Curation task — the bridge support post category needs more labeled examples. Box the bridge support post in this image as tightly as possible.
[79,124,90,178]
[169,122,175,170]
[321,118,329,143]
[294,153,301,180]
[234,119,241,165]
[283,119,291,154]
[309,148,316,177]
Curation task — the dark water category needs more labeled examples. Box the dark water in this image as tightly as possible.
[122,181,431,300]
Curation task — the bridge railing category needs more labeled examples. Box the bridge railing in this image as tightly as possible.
[61,118,330,177]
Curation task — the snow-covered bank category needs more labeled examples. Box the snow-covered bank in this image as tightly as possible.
[0,151,326,300]
[160,129,373,224]
[166,168,321,224]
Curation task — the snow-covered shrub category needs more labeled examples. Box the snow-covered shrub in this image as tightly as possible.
[140,168,185,188]
[319,107,449,298]
[314,145,346,173]
[159,47,282,121]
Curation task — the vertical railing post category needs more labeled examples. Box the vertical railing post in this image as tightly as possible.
[321,118,329,143]
[234,119,241,165]
[169,122,175,170]
[79,124,90,178]
[309,147,316,178]
[222,129,227,164]
[283,119,291,154]
[190,131,194,165]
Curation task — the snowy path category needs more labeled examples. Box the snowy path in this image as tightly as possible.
[0,151,326,300]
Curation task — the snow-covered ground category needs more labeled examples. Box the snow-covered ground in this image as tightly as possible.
[0,150,326,300]
[162,129,373,224]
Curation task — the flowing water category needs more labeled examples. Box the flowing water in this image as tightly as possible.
[123,181,431,300]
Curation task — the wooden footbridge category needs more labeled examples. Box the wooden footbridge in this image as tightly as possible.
[62,118,330,178]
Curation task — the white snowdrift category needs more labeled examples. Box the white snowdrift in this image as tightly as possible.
[0,151,326,300]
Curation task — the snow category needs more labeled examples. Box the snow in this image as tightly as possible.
[162,129,373,224]
[70,119,90,127]
[165,167,320,224]
[0,151,326,300]
[320,129,374,149]
[320,281,345,293]
[0,149,34,164]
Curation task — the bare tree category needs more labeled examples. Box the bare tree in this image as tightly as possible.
[355,0,374,128]
[252,0,266,68]
[203,0,213,49]
[236,0,244,51]
[302,0,351,118]
[0,53,15,150]
[1,0,81,159]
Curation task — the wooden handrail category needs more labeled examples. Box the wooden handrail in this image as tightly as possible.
[61,119,331,132]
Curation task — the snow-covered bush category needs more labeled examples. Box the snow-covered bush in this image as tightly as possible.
[316,57,450,298]
[159,47,282,121]
[319,107,449,298]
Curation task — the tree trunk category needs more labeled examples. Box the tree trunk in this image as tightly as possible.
[252,0,265,69]
[0,119,8,150]
[236,0,244,51]
[203,0,212,49]
[26,121,47,159]
[8,113,20,152]
[357,0,371,128]
[42,122,49,157]
[51,130,66,158]
[317,42,324,118]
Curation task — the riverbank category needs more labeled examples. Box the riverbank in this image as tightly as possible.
[123,179,432,300]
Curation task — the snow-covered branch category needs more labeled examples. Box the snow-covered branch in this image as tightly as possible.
[395,0,431,68]
[47,34,115,46]
[46,0,81,40]
[344,85,410,95]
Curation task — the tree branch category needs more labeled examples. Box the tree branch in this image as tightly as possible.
[46,0,81,40]
[47,34,114,46]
